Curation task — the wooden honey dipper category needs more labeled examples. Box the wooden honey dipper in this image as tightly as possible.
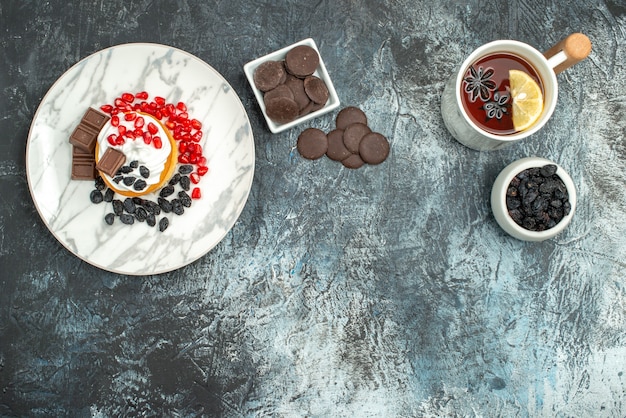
[543,33,592,74]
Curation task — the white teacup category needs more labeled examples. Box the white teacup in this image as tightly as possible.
[441,34,591,151]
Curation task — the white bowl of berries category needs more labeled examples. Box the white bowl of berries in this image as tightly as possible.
[491,157,577,241]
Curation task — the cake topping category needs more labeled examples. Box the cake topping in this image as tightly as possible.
[96,148,126,177]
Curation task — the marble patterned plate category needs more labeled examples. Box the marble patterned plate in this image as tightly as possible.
[26,43,255,275]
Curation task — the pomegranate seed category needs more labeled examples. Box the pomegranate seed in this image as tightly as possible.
[140,102,149,112]
[177,112,189,122]
[121,92,134,103]
[111,115,120,127]
[191,119,202,130]
[155,96,166,106]
[114,98,126,107]
[115,136,125,145]
[133,128,143,137]
[166,121,176,130]
[179,142,188,153]
[176,101,187,112]
[133,103,141,111]
[100,104,113,114]
[134,116,144,128]
[153,136,162,149]
[135,91,149,100]
[143,131,152,144]
[189,153,199,164]
[124,112,137,121]
[197,156,207,166]
[155,110,163,120]
[107,134,117,146]
[147,122,158,135]
[178,153,190,164]
[126,131,136,140]
[191,187,201,199]
[118,125,127,136]
[190,172,200,184]
[110,108,120,116]
[197,166,209,176]
[192,131,203,142]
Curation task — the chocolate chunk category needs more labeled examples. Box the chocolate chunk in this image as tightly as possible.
[359,132,390,165]
[336,107,368,130]
[81,108,110,131]
[265,96,299,124]
[342,123,371,153]
[96,148,126,177]
[303,75,329,105]
[71,160,97,180]
[297,128,328,160]
[299,100,325,116]
[253,60,286,92]
[285,45,319,78]
[69,125,99,153]
[285,75,311,111]
[326,129,351,161]
[342,154,365,169]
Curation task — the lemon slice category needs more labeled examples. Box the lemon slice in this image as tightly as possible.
[509,69,543,132]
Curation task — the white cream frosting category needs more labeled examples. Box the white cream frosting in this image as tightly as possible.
[97,111,172,192]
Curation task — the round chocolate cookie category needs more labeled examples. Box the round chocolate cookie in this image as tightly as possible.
[285,75,311,111]
[359,132,390,164]
[326,129,351,161]
[285,45,320,78]
[341,153,365,169]
[263,84,294,104]
[297,128,328,160]
[342,122,371,153]
[336,107,367,130]
[303,76,329,105]
[265,96,299,124]
[253,60,286,92]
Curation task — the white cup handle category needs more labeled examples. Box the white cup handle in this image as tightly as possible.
[543,33,592,75]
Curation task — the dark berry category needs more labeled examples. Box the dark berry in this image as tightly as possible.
[158,197,172,213]
[180,175,190,191]
[171,199,184,216]
[104,213,115,225]
[123,198,136,214]
[158,217,169,232]
[135,207,147,222]
[146,213,156,227]
[179,164,193,175]
[90,190,104,204]
[95,176,106,191]
[123,176,136,186]
[144,201,161,215]
[159,185,175,198]
[113,176,123,184]
[104,188,114,202]
[178,191,192,208]
[540,164,557,177]
[129,160,139,169]
[112,199,124,216]
[120,214,135,225]
[139,166,150,178]
[134,179,147,191]
[120,166,133,174]
[169,173,181,185]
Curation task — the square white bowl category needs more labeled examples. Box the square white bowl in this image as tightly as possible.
[243,38,340,133]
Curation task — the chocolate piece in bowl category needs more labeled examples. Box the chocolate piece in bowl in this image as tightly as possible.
[253,60,287,92]
[303,75,329,105]
[285,75,311,111]
[285,45,320,77]
[265,96,300,124]
[263,84,294,103]
[336,106,368,130]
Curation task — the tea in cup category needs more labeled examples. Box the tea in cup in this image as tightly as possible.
[441,33,591,150]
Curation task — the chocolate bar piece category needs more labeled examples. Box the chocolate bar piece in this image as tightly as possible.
[96,148,126,177]
[69,125,98,153]
[68,108,110,152]
[72,160,97,180]
[71,145,96,180]
[81,108,110,132]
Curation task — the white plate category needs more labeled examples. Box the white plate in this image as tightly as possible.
[26,43,255,275]
[243,38,340,133]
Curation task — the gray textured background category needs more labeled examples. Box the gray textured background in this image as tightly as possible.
[1,0,625,417]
